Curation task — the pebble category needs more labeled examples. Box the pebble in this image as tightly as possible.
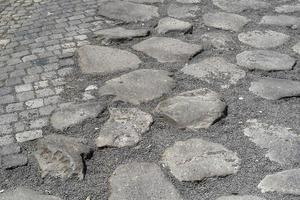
[0,187,62,200]
[212,0,270,13]
[156,17,193,34]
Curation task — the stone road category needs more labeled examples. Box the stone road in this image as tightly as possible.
[0,0,300,199]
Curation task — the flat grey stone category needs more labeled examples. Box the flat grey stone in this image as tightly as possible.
[275,4,300,13]
[181,57,245,88]
[96,107,153,148]
[217,195,266,200]
[176,0,202,3]
[212,0,270,13]
[168,3,199,19]
[1,153,28,169]
[0,143,20,156]
[98,69,175,105]
[162,138,240,181]
[50,102,105,130]
[260,15,300,27]
[34,135,92,180]
[249,78,300,100]
[109,162,183,200]
[293,42,300,54]
[203,12,250,32]
[0,187,62,200]
[77,45,141,74]
[98,1,159,22]
[258,168,300,195]
[244,119,300,166]
[201,32,236,50]
[156,17,193,34]
[132,37,202,63]
[125,0,164,3]
[238,30,290,48]
[236,50,295,71]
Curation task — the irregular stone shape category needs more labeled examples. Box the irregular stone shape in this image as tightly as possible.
[212,0,270,13]
[98,1,159,22]
[167,3,199,19]
[275,4,300,13]
[34,135,92,180]
[238,30,290,48]
[125,0,164,3]
[0,39,10,47]
[293,42,300,54]
[156,89,226,129]
[156,17,193,34]
[132,37,202,63]
[96,107,153,148]
[249,78,300,100]
[217,195,266,200]
[50,102,105,130]
[176,0,202,3]
[244,119,300,166]
[109,162,183,200]
[162,138,240,181]
[203,12,250,32]
[1,154,28,169]
[181,57,245,88]
[98,69,175,105]
[0,187,62,200]
[236,50,295,71]
[258,169,300,195]
[201,32,235,50]
[77,45,141,74]
[259,15,300,27]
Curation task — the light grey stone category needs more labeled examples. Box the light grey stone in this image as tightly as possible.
[212,0,270,13]
[156,17,193,34]
[275,4,300,13]
[125,0,164,3]
[96,107,153,148]
[109,162,183,200]
[162,138,240,181]
[200,32,235,50]
[16,130,43,143]
[176,0,202,3]
[132,37,202,63]
[260,15,300,27]
[98,69,175,105]
[0,143,21,156]
[1,154,28,169]
[167,3,199,19]
[293,42,300,54]
[77,45,141,74]
[0,187,62,200]
[0,135,15,146]
[236,50,295,71]
[25,98,44,109]
[216,195,266,200]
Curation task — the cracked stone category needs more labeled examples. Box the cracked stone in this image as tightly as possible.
[162,138,240,181]
[167,3,199,19]
[260,15,300,28]
[0,187,62,200]
[293,42,300,54]
[212,0,270,13]
[217,195,266,200]
[156,17,193,34]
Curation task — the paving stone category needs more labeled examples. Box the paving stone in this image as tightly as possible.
[244,119,300,166]
[96,107,153,148]
[216,195,266,200]
[50,102,105,130]
[125,0,164,3]
[275,4,300,13]
[109,162,183,200]
[25,98,44,108]
[236,50,295,71]
[212,0,270,13]
[6,102,24,112]
[0,39,10,47]
[16,91,35,101]
[16,130,43,143]
[203,12,250,32]
[0,124,13,136]
[77,45,141,74]
[0,94,15,105]
[34,134,92,180]
[238,30,290,48]
[293,42,300,54]
[98,69,175,105]
[156,17,193,34]
[0,135,14,146]
[258,168,300,195]
[132,37,202,63]
[167,3,199,19]
[0,187,62,200]
[200,32,236,50]
[98,1,159,22]
[0,113,18,125]
[162,138,240,181]
[181,57,245,88]
[176,0,201,2]
[15,83,33,93]
[260,15,300,27]
[0,143,21,156]
[1,154,28,169]
[249,78,300,100]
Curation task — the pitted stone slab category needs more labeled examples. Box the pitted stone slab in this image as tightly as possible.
[201,32,235,50]
[258,169,300,195]
[0,187,62,200]
[132,37,202,63]
[96,107,153,148]
[109,162,183,200]
[217,195,266,200]
[236,50,295,71]
[98,69,175,105]
[181,57,245,88]
[162,138,240,181]
[168,3,199,19]
[260,15,300,27]
[212,0,270,13]
[156,17,193,34]
[203,12,250,31]
[249,78,300,100]
[238,30,290,48]
[293,42,300,54]
[244,119,300,166]
[275,4,300,13]
[77,45,141,74]
[98,1,159,22]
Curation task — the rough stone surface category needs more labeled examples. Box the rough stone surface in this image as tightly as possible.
[1,153,28,169]
[176,0,201,3]
[156,17,193,34]
[258,169,300,195]
[212,0,270,13]
[238,30,290,48]
[259,15,300,27]
[200,32,236,50]
[275,4,300,13]
[132,37,202,63]
[96,107,153,148]
[77,45,141,74]
[167,3,199,19]
[109,162,183,200]
[249,78,300,100]
[293,42,300,54]
[236,50,295,71]
[98,69,175,105]
[0,187,63,200]
[216,195,266,200]
[34,135,92,180]
[162,138,240,181]
[0,143,20,156]
[125,0,164,3]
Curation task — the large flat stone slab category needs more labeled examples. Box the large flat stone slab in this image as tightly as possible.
[275,4,300,13]
[77,45,141,74]
[217,195,266,200]
[156,17,193,34]
[132,37,202,63]
[212,0,270,13]
[259,15,300,27]
[98,69,175,105]
[109,162,183,200]
[0,187,62,200]
[162,138,240,181]
[167,3,199,19]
